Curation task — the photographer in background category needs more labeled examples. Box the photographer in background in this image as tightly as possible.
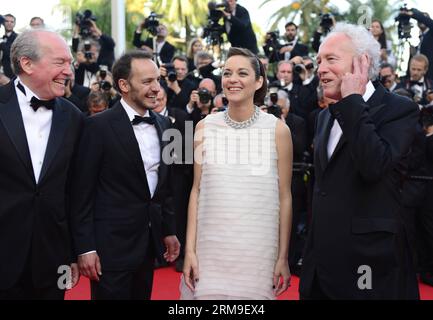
[89,67,120,108]
[273,60,314,121]
[187,51,222,92]
[133,22,175,64]
[29,17,45,29]
[220,0,258,53]
[74,39,100,87]
[312,13,335,53]
[278,22,309,61]
[86,91,109,116]
[398,8,433,80]
[161,55,196,110]
[0,14,18,78]
[186,78,216,127]
[72,10,115,70]
[379,63,400,93]
[64,66,90,113]
[399,54,433,106]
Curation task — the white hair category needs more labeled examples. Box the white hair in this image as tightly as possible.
[11,29,69,75]
[322,22,381,80]
[277,89,290,109]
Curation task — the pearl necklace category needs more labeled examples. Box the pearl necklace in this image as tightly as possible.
[223,106,261,129]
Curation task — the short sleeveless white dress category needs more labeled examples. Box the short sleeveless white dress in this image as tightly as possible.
[180,110,280,300]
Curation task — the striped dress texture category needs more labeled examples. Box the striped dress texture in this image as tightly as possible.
[180,110,280,300]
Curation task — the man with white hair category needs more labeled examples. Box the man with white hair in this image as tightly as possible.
[0,29,83,299]
[299,23,420,299]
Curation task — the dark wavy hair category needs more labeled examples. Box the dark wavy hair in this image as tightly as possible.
[372,19,387,49]
[226,47,267,105]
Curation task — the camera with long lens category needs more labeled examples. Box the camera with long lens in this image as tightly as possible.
[83,40,93,60]
[203,1,227,46]
[142,12,162,36]
[379,74,391,86]
[263,30,281,62]
[208,1,230,20]
[164,63,177,82]
[75,9,97,38]
[319,13,333,34]
[99,65,108,80]
[198,88,213,104]
[99,80,112,91]
[294,64,306,74]
[395,4,412,39]
[266,87,282,118]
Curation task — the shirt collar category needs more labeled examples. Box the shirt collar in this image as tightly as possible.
[15,76,42,103]
[120,98,150,122]
[363,81,375,102]
[158,106,168,116]
[285,82,293,92]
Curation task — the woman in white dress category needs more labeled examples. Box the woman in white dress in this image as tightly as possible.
[181,47,293,300]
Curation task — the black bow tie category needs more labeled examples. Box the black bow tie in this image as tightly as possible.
[131,115,155,125]
[30,96,56,111]
[17,82,55,111]
[410,80,424,86]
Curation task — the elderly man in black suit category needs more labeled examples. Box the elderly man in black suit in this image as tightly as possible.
[71,50,180,300]
[222,0,258,54]
[299,23,420,299]
[0,29,83,299]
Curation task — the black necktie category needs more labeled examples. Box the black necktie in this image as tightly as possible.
[131,115,155,125]
[30,96,56,111]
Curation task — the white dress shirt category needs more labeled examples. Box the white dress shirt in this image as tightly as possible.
[284,36,298,61]
[15,77,52,183]
[121,98,160,198]
[327,81,375,159]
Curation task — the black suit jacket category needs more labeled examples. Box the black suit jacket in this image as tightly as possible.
[226,5,258,54]
[0,81,83,290]
[133,32,175,64]
[71,102,176,271]
[300,83,420,299]
[285,113,307,163]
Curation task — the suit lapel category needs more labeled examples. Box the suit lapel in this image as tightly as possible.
[109,104,152,199]
[366,82,387,119]
[38,100,69,184]
[315,109,334,173]
[152,111,168,196]
[321,82,387,169]
[0,82,35,183]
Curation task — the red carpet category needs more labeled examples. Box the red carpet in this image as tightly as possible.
[65,265,433,300]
